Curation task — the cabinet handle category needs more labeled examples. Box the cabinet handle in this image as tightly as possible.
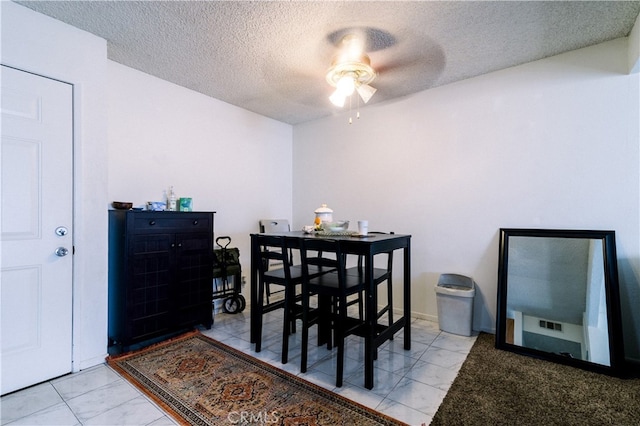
[193,220,199,225]
[178,243,182,247]
[149,220,156,226]
[171,243,175,248]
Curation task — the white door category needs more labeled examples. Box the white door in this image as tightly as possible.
[1,66,73,395]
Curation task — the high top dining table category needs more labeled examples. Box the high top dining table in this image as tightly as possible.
[249,231,411,390]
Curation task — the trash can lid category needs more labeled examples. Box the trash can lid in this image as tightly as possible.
[437,273,474,290]
[434,284,475,297]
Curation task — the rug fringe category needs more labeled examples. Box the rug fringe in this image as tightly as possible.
[106,329,201,363]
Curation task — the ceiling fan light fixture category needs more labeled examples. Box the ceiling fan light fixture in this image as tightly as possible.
[326,35,377,109]
[336,74,356,96]
[329,90,347,107]
[326,59,376,88]
[356,83,377,104]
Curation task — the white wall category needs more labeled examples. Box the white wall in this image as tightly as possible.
[1,2,109,370]
[293,38,640,360]
[107,61,293,288]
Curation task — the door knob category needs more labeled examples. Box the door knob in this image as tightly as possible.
[55,247,69,257]
[55,226,68,236]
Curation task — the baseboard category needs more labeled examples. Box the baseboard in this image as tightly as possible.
[75,353,109,372]
[405,309,437,323]
[477,325,496,335]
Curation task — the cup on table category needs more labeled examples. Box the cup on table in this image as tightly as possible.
[357,220,369,236]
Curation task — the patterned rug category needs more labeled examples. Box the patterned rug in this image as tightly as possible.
[107,331,406,425]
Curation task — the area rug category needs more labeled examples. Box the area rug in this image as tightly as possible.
[107,331,406,425]
[431,332,640,426]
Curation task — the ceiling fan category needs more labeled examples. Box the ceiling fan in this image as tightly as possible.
[268,26,437,122]
[325,34,377,108]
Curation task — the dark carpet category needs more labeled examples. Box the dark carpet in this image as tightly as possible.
[431,333,640,426]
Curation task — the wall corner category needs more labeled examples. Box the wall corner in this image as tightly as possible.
[629,12,640,74]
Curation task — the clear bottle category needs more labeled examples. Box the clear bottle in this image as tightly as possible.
[167,186,177,211]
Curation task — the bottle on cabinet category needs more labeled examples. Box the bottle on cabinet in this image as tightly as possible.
[167,186,177,211]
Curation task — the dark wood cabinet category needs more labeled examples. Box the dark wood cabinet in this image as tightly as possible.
[108,210,215,351]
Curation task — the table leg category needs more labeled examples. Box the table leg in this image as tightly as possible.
[250,234,258,344]
[364,251,375,390]
[404,244,411,349]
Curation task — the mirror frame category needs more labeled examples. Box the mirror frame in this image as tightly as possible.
[496,228,625,376]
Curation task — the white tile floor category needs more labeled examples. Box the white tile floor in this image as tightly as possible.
[1,310,476,426]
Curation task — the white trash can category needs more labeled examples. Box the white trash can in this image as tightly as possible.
[435,274,475,336]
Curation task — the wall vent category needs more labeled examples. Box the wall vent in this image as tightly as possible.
[539,319,562,332]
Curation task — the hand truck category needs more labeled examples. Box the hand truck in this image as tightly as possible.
[212,236,246,314]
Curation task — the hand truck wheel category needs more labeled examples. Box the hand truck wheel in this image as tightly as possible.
[223,294,246,314]
[237,294,246,312]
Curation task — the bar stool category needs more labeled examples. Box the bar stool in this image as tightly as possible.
[258,219,293,304]
[346,231,394,330]
[254,234,302,364]
[299,237,367,387]
[254,234,328,364]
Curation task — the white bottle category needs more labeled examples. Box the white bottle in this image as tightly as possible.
[168,186,177,211]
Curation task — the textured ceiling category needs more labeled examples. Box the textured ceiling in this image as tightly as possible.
[14,1,640,124]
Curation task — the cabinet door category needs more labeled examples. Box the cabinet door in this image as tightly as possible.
[127,233,173,341]
[173,232,213,328]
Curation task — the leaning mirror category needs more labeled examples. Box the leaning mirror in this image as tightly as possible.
[496,228,625,375]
